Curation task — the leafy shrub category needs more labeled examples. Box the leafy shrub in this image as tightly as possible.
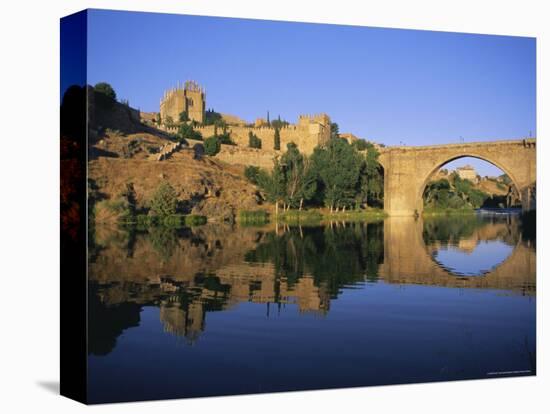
[177,123,202,141]
[134,214,205,227]
[248,131,262,149]
[160,214,186,227]
[280,210,323,223]
[146,145,159,154]
[204,109,224,126]
[352,139,368,151]
[184,215,207,226]
[123,139,141,158]
[136,214,157,227]
[204,136,221,156]
[150,182,178,217]
[448,194,466,209]
[244,166,261,184]
[94,82,116,100]
[239,210,269,224]
[218,132,235,145]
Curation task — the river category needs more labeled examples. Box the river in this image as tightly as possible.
[87,213,536,403]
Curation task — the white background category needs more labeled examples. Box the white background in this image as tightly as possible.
[0,0,547,412]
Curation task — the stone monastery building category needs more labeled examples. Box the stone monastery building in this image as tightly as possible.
[160,80,206,124]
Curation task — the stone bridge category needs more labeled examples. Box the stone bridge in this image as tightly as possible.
[378,139,536,216]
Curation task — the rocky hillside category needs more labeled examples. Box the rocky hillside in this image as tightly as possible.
[87,92,263,224]
[89,149,262,223]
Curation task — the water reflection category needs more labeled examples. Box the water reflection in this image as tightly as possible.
[423,215,519,277]
[88,214,536,402]
[89,215,534,348]
[89,221,385,349]
[433,241,514,277]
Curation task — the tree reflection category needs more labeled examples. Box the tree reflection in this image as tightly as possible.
[422,215,486,245]
[245,222,384,296]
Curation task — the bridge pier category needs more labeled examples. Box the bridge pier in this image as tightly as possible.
[521,186,536,212]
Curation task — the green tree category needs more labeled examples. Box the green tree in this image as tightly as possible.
[257,158,286,216]
[150,182,178,217]
[271,115,290,129]
[280,143,317,210]
[423,174,489,209]
[177,123,202,141]
[244,166,261,184]
[148,226,179,260]
[204,136,221,156]
[204,109,224,126]
[248,131,262,149]
[218,132,234,145]
[274,127,281,150]
[311,138,363,211]
[358,142,383,207]
[352,139,368,151]
[330,122,340,140]
[451,174,473,199]
[423,179,451,207]
[448,194,466,209]
[94,82,116,100]
[164,115,175,128]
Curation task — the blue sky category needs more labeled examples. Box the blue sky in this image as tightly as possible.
[85,9,535,176]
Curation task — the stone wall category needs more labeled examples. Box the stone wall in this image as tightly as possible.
[215,145,280,170]
[193,113,331,155]
[186,138,280,169]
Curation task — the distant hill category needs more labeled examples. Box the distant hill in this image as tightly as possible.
[431,169,509,197]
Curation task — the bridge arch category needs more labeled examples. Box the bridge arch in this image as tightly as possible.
[417,152,522,208]
[378,139,536,216]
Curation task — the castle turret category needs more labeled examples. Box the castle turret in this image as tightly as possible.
[297,113,332,150]
[160,80,206,124]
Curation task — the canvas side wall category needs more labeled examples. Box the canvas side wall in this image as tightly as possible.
[60,9,88,404]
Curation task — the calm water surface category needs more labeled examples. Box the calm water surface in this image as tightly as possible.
[88,214,536,403]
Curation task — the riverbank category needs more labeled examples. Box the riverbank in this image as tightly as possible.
[238,208,387,225]
[422,207,476,217]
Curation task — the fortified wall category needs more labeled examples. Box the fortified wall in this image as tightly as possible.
[186,138,280,169]
[155,80,335,170]
[192,113,331,155]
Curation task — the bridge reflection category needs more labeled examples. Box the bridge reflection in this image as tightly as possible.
[88,215,535,351]
[379,216,534,292]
